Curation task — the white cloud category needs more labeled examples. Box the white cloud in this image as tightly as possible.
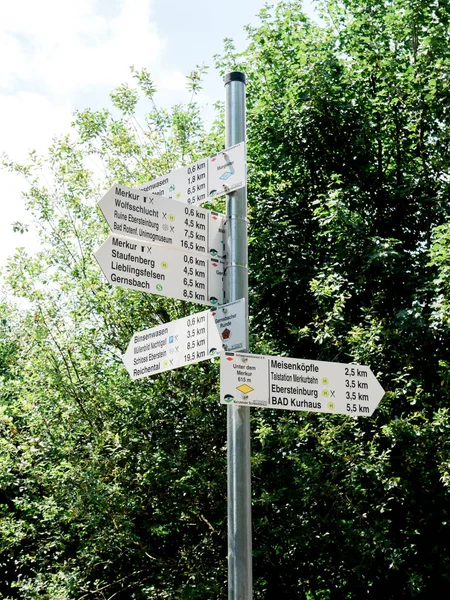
[0,0,163,96]
[0,91,72,157]
[159,70,187,92]
[0,0,168,267]
[0,32,28,92]
[0,91,73,266]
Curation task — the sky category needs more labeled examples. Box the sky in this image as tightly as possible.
[0,0,318,270]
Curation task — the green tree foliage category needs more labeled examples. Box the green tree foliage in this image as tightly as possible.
[214,1,450,597]
[2,1,450,598]
[1,69,228,599]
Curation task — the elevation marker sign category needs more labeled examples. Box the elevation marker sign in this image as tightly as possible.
[95,234,225,307]
[220,352,385,417]
[122,299,246,379]
[139,142,246,205]
[98,184,226,258]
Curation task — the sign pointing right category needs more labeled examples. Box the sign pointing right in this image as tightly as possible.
[220,352,385,417]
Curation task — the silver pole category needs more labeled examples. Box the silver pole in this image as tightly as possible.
[224,71,252,600]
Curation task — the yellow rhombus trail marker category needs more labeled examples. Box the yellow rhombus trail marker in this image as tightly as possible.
[236,384,254,394]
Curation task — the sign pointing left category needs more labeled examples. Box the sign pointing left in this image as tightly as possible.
[123,310,222,379]
[139,142,246,205]
[122,299,246,379]
[98,184,226,259]
[95,234,225,307]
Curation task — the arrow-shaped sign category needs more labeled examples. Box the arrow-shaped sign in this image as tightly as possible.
[139,142,246,205]
[122,299,246,379]
[220,352,384,417]
[95,234,225,307]
[98,184,226,258]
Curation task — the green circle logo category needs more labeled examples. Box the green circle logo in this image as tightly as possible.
[161,261,168,269]
[156,284,163,292]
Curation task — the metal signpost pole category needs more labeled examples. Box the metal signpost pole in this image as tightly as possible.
[224,72,252,599]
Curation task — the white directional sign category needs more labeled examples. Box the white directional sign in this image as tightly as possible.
[220,352,384,417]
[139,142,246,205]
[95,234,225,307]
[122,299,246,379]
[98,184,226,258]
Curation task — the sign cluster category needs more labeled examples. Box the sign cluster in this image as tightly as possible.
[95,141,384,417]
[96,143,246,309]
[95,143,248,378]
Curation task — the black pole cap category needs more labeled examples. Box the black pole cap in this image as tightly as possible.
[224,71,246,85]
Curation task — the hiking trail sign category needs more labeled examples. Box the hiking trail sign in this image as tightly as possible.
[122,299,246,379]
[98,184,226,259]
[220,352,385,417]
[139,142,246,205]
[95,234,225,307]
